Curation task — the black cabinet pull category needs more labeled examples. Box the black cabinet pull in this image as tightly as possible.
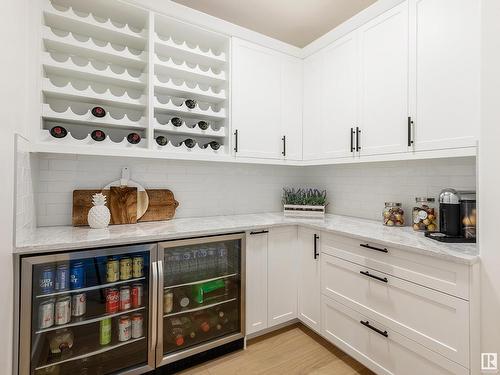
[359,243,388,253]
[407,117,414,147]
[234,129,238,152]
[313,234,319,260]
[356,127,361,151]
[360,270,388,283]
[282,135,286,156]
[350,128,355,152]
[250,230,269,235]
[360,320,388,337]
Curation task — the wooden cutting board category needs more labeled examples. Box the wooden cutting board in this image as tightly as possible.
[72,189,178,226]
[109,186,137,224]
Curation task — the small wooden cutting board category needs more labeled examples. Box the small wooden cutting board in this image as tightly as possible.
[109,186,137,224]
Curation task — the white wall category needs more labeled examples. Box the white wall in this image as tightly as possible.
[479,0,500,364]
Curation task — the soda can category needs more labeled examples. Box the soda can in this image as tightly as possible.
[131,313,143,338]
[119,257,132,281]
[131,283,143,308]
[105,288,120,314]
[119,286,131,311]
[38,299,55,329]
[100,318,112,346]
[71,292,86,317]
[106,256,119,283]
[70,262,85,290]
[118,315,131,342]
[132,256,144,278]
[39,265,55,294]
[163,290,173,314]
[55,296,71,325]
[55,264,69,291]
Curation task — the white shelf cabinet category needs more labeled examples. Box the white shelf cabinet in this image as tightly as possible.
[232,38,303,160]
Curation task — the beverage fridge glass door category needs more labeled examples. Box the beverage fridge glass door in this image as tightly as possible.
[157,233,245,366]
[19,243,158,375]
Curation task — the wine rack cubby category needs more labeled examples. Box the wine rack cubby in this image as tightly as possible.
[39,0,230,158]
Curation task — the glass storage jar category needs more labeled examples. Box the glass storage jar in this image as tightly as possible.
[412,197,438,232]
[382,202,404,226]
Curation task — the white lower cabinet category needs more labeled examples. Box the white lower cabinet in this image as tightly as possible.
[297,227,321,333]
[321,296,469,375]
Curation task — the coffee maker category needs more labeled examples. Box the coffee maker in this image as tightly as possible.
[425,188,476,243]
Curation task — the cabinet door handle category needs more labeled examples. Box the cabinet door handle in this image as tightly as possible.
[356,127,361,151]
[282,135,286,156]
[407,117,414,147]
[313,234,319,260]
[234,129,238,152]
[360,320,388,337]
[359,243,388,253]
[250,230,269,235]
[350,128,355,152]
[360,270,388,283]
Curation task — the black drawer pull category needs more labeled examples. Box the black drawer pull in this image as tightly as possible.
[360,320,388,337]
[360,243,388,253]
[250,230,269,235]
[360,270,388,283]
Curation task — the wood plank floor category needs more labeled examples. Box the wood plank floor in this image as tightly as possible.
[178,324,375,375]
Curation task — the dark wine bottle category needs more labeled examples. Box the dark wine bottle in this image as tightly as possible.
[171,117,183,127]
[182,138,196,149]
[156,136,168,146]
[127,133,141,144]
[184,99,197,109]
[50,126,67,139]
[202,141,221,150]
[91,106,106,118]
[197,121,209,130]
[91,129,106,142]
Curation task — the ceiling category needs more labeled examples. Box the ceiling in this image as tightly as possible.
[171,0,377,47]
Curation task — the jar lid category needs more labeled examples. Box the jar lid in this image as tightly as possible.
[385,202,401,207]
[415,197,435,203]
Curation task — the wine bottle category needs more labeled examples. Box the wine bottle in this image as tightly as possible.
[185,99,197,109]
[50,126,67,139]
[91,129,106,142]
[156,136,168,146]
[171,117,183,127]
[182,138,196,149]
[197,121,209,130]
[91,106,106,118]
[201,141,221,151]
[127,133,141,144]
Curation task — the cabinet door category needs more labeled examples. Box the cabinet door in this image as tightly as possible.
[320,32,358,159]
[297,227,321,333]
[281,56,303,161]
[245,231,269,335]
[358,2,409,156]
[267,226,298,327]
[302,53,323,160]
[232,38,282,159]
[409,0,480,151]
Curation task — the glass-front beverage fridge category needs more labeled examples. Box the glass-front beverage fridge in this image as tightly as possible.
[17,233,245,375]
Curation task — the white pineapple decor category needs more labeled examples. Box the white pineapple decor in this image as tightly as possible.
[88,193,111,229]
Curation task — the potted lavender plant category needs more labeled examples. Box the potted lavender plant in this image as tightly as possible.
[282,188,327,218]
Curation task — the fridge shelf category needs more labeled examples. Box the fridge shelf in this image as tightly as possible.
[163,297,237,318]
[164,272,238,289]
[36,276,146,299]
[34,336,146,371]
[35,306,146,334]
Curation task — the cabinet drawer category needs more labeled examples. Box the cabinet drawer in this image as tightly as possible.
[321,254,469,367]
[320,232,469,299]
[321,296,469,375]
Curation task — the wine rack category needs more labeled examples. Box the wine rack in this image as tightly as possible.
[38,0,231,159]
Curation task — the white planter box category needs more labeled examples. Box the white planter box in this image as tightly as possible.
[283,204,326,218]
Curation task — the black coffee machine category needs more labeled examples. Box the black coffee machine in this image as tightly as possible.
[425,188,476,243]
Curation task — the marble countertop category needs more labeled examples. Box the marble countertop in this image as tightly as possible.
[15,213,479,264]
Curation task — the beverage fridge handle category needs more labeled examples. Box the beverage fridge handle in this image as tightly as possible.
[156,260,164,351]
[150,261,158,351]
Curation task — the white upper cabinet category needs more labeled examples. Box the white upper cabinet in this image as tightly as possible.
[357,1,409,156]
[302,53,323,160]
[232,38,303,160]
[408,0,480,151]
